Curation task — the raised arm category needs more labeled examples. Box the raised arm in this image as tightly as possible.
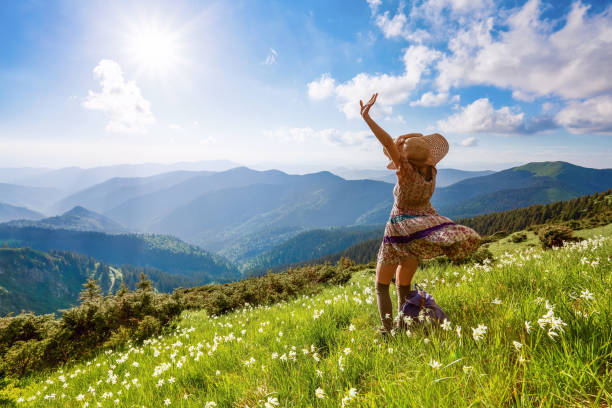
[360,93,401,169]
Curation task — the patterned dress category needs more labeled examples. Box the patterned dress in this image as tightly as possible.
[377,156,481,264]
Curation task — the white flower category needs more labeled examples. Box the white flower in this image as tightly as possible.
[76,394,85,401]
[164,399,171,406]
[215,370,221,375]
[472,324,487,341]
[518,355,528,364]
[455,325,462,338]
[525,321,531,333]
[491,298,502,305]
[441,319,451,331]
[580,289,594,301]
[429,359,441,370]
[315,387,326,399]
[265,396,279,407]
[316,369,323,378]
[462,365,473,374]
[513,341,523,351]
[205,402,217,408]
[348,324,355,331]
[388,347,394,354]
[343,347,351,355]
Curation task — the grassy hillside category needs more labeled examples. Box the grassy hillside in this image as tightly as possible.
[5,225,611,406]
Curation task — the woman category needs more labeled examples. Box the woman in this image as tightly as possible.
[359,93,481,336]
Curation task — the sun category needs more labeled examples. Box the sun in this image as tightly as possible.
[124,22,183,78]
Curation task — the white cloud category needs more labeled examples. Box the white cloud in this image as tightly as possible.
[83,59,155,134]
[366,0,382,15]
[307,73,336,100]
[262,127,374,147]
[169,124,184,131]
[438,98,558,135]
[266,49,278,65]
[308,45,440,118]
[435,0,612,100]
[410,91,459,107]
[375,9,407,38]
[556,96,612,135]
[437,98,525,134]
[459,136,478,146]
[374,8,431,43]
[263,48,278,65]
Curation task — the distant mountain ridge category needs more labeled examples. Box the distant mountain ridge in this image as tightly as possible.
[0,202,44,223]
[331,167,496,187]
[432,161,612,219]
[4,206,129,234]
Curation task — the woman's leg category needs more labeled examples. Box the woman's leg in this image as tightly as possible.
[396,257,419,315]
[375,261,398,333]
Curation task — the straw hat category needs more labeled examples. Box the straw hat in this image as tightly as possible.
[383,133,449,170]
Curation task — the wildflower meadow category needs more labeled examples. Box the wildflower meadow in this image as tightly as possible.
[8,232,612,407]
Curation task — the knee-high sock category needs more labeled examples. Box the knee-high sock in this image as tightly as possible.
[397,284,413,314]
[375,281,393,332]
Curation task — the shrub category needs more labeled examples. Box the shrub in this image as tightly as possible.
[510,232,527,243]
[537,225,579,249]
[452,245,494,265]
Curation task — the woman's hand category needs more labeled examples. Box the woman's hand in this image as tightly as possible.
[360,93,378,118]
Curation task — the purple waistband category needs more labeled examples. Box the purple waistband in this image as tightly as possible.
[383,222,455,244]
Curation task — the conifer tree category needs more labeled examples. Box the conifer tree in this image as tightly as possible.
[79,277,102,303]
[136,272,153,292]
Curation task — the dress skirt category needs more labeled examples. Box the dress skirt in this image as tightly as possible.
[377,206,482,264]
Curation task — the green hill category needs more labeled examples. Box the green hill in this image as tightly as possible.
[0,226,240,282]
[5,225,610,406]
[432,161,612,218]
[241,225,384,276]
[0,247,207,316]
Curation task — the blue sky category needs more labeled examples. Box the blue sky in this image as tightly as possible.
[0,0,611,171]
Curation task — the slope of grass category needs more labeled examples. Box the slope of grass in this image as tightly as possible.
[6,230,612,407]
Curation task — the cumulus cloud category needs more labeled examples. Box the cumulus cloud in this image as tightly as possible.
[556,96,612,135]
[410,91,459,107]
[83,59,155,134]
[459,136,478,146]
[307,73,336,100]
[435,0,612,100]
[263,127,374,147]
[308,45,440,118]
[263,48,278,65]
[437,98,555,135]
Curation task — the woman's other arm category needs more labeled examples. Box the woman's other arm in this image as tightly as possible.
[360,93,401,169]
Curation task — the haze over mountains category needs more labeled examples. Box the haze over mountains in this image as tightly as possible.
[1,160,610,266]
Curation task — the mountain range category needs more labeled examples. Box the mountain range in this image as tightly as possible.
[1,161,610,264]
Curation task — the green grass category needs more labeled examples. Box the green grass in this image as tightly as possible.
[7,228,612,407]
